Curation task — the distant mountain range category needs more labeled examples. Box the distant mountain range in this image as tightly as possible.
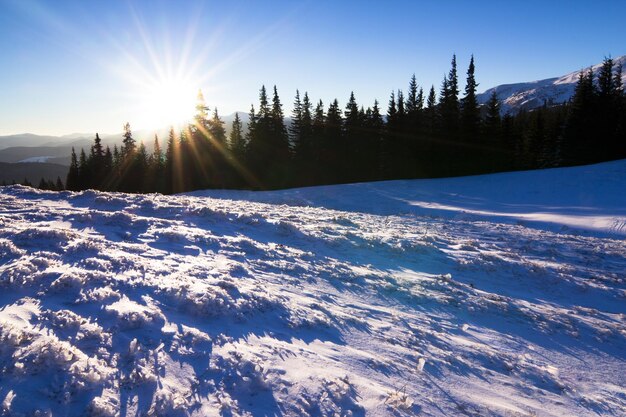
[477,55,626,114]
[0,162,69,185]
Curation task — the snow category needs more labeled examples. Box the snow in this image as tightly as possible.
[0,160,625,416]
[17,156,55,163]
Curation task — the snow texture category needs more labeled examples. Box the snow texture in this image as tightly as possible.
[477,55,626,114]
[0,160,625,416]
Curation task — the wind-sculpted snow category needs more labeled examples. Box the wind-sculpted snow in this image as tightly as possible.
[0,161,625,416]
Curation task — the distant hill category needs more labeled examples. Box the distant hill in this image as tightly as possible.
[0,162,68,185]
[0,112,254,165]
[477,55,626,114]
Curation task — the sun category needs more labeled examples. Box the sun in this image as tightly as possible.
[134,76,198,130]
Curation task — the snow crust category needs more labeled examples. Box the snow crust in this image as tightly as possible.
[0,160,625,416]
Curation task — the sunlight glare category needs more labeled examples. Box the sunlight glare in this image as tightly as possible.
[135,76,198,129]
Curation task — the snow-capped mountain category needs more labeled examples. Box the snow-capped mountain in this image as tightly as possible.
[477,55,626,114]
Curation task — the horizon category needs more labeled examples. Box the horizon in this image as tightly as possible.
[1,0,626,136]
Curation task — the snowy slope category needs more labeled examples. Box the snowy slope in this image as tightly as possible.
[477,55,626,114]
[0,161,625,416]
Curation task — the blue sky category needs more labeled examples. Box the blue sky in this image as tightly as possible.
[1,0,625,135]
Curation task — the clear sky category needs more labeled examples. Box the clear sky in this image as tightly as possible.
[1,0,625,136]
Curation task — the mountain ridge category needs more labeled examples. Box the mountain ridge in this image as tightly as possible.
[477,54,626,114]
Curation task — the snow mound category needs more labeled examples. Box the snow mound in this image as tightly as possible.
[0,160,625,416]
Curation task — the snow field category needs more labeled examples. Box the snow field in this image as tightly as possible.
[0,160,625,416]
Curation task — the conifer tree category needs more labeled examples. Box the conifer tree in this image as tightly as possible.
[209,108,226,145]
[484,90,501,139]
[55,176,64,191]
[301,92,313,151]
[78,148,89,189]
[461,55,480,142]
[134,142,149,192]
[439,54,460,139]
[90,133,106,189]
[343,92,362,182]
[289,89,303,144]
[324,99,343,183]
[66,147,79,191]
[406,74,419,114]
[311,100,325,182]
[229,112,245,161]
[121,122,135,158]
[164,127,179,193]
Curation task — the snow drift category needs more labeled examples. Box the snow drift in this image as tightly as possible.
[0,160,625,416]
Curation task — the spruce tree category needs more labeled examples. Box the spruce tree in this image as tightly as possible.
[484,91,501,139]
[90,133,106,189]
[121,122,135,158]
[324,99,343,184]
[311,100,325,182]
[439,54,460,140]
[229,112,245,161]
[165,127,179,193]
[78,148,89,189]
[383,90,398,179]
[406,74,419,114]
[461,55,480,142]
[343,91,362,182]
[66,147,79,191]
[269,85,291,187]
[209,108,226,146]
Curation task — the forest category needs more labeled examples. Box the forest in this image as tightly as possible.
[62,55,626,194]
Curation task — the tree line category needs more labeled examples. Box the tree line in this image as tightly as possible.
[62,55,626,194]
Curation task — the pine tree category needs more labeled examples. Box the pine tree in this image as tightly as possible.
[311,100,325,182]
[461,55,480,142]
[291,91,314,185]
[484,90,501,139]
[343,91,362,182]
[289,89,303,146]
[121,122,136,158]
[365,99,384,180]
[78,148,89,189]
[90,133,106,189]
[209,108,226,146]
[229,112,245,161]
[269,85,291,187]
[194,89,210,131]
[55,176,64,191]
[134,142,149,192]
[425,85,437,136]
[270,85,289,147]
[66,147,79,191]
[301,92,313,152]
[324,99,343,183]
[562,69,595,164]
[165,127,180,193]
[439,54,460,139]
[406,74,419,114]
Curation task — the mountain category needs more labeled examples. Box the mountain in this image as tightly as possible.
[0,160,624,415]
[0,161,68,184]
[477,55,626,114]
[0,112,253,165]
